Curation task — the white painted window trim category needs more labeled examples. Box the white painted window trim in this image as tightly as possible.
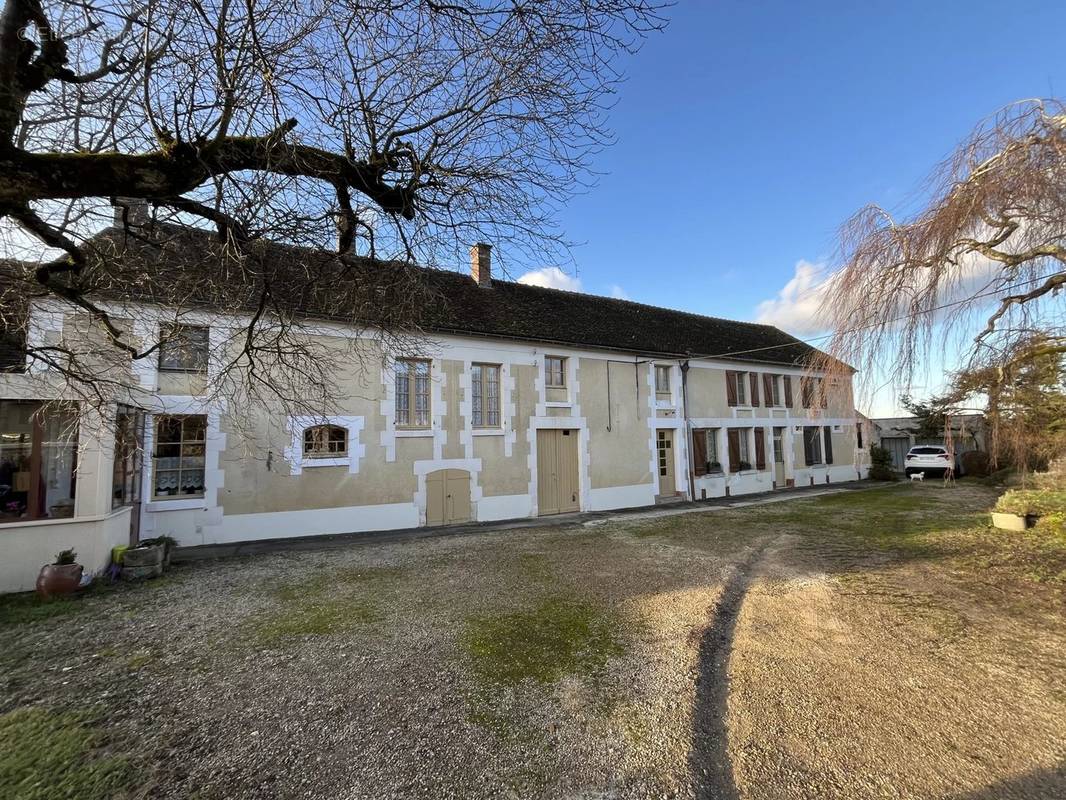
[284,415,365,475]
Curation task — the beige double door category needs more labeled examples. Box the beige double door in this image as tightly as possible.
[425,469,472,526]
[537,429,580,515]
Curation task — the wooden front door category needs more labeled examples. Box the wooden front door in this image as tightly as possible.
[536,429,580,515]
[425,469,472,526]
[773,427,786,488]
[657,429,676,496]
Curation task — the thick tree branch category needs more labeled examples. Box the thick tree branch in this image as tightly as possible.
[0,121,417,218]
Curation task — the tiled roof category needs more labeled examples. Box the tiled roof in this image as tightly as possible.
[7,223,828,368]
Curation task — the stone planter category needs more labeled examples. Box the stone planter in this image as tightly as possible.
[990,511,1035,532]
[122,544,165,580]
[36,563,83,599]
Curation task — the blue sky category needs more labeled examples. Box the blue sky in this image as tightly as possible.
[515,1,1066,413]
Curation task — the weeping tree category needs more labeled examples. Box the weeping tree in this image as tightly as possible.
[821,100,1066,463]
[0,0,664,415]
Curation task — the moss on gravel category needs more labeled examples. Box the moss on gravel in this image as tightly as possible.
[0,707,133,800]
[462,595,624,687]
[244,565,402,648]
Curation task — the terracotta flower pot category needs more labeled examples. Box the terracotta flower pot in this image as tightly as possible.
[36,563,84,599]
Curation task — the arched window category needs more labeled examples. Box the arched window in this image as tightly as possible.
[303,425,348,458]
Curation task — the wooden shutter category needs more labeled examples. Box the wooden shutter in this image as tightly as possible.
[801,377,812,408]
[820,378,828,409]
[725,371,737,406]
[823,427,834,464]
[692,429,708,476]
[762,374,773,407]
[727,429,741,472]
[803,428,815,465]
[783,376,793,407]
[749,373,759,406]
[754,428,766,470]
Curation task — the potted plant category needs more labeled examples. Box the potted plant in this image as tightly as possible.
[139,535,179,570]
[737,460,752,472]
[708,461,722,474]
[36,549,83,599]
[122,540,165,580]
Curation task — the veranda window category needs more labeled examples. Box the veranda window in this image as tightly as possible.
[396,359,431,428]
[0,401,78,522]
[152,415,206,499]
[471,363,501,427]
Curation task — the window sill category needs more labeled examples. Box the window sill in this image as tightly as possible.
[157,368,208,375]
[395,429,433,438]
[297,457,349,468]
[145,497,206,512]
[472,428,505,437]
[545,401,572,409]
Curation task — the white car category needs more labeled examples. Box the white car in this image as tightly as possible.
[904,445,954,476]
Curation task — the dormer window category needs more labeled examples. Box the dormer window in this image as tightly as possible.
[303,425,348,458]
[545,356,566,388]
[655,365,671,395]
[158,324,208,372]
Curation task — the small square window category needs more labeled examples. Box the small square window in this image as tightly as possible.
[303,425,348,458]
[545,356,566,388]
[158,325,208,372]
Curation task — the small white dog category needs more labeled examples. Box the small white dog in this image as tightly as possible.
[909,471,925,482]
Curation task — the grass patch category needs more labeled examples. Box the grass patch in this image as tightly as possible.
[462,596,623,687]
[0,594,84,628]
[0,707,132,800]
[244,565,401,648]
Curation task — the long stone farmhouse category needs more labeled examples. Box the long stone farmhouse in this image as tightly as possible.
[0,216,869,591]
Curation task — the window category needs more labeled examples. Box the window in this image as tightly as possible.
[152,415,206,499]
[471,363,501,427]
[769,375,782,406]
[112,405,144,510]
[801,376,828,409]
[545,356,566,388]
[692,428,722,475]
[856,423,864,450]
[0,401,78,523]
[727,428,752,472]
[655,365,671,395]
[395,359,431,428]
[803,426,823,466]
[303,425,348,458]
[158,325,208,372]
[726,370,747,406]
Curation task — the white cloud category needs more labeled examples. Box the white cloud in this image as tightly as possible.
[517,266,583,293]
[608,284,629,300]
[754,260,833,336]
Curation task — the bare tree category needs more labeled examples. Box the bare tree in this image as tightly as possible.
[0,0,665,416]
[820,100,1066,401]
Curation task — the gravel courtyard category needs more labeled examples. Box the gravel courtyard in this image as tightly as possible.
[2,482,1064,799]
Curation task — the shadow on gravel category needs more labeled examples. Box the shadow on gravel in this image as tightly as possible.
[687,544,768,800]
[949,763,1066,800]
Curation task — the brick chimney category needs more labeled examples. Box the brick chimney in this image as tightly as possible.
[470,243,492,287]
[112,197,151,228]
